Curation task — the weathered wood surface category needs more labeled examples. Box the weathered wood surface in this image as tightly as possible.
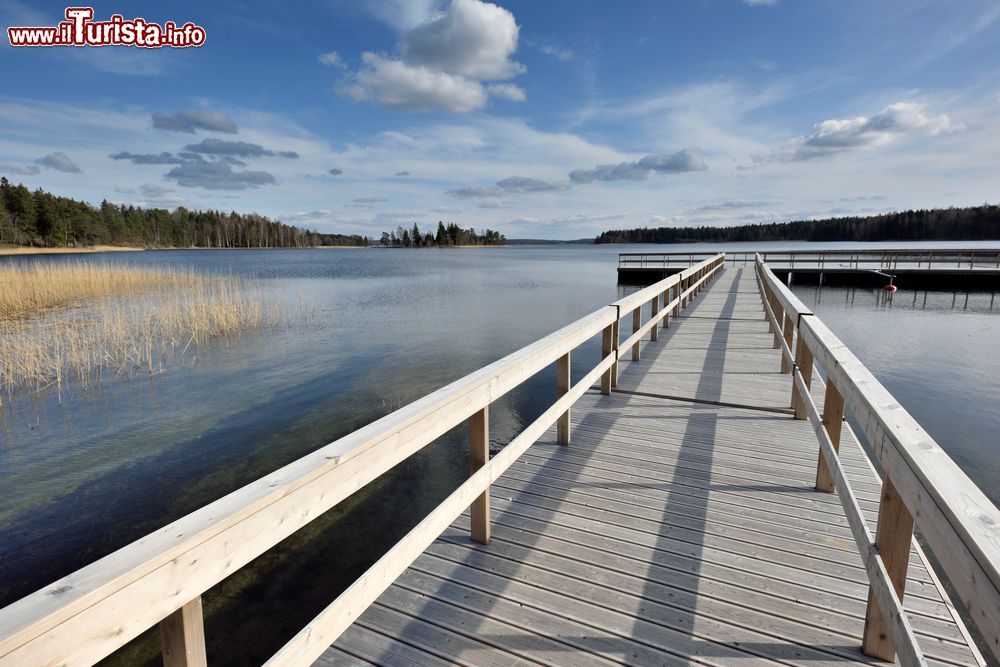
[323,269,982,666]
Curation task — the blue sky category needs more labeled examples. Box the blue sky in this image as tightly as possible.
[1,0,998,239]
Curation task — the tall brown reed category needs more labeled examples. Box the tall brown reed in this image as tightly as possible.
[0,263,282,400]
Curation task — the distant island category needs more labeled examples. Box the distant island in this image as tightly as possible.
[0,179,505,251]
[596,205,1000,244]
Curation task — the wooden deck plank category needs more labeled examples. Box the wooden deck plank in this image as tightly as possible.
[321,267,981,666]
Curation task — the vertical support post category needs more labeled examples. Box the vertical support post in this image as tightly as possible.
[862,476,914,661]
[662,287,671,329]
[557,352,570,445]
[672,282,681,317]
[780,313,794,373]
[469,406,490,544]
[815,381,844,492]
[600,322,614,395]
[791,332,814,417]
[772,301,784,348]
[611,317,620,387]
[631,306,641,361]
[650,297,659,341]
[160,597,207,667]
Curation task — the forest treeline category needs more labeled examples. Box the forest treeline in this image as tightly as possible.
[379,222,505,247]
[0,178,368,248]
[595,205,1000,244]
[0,179,505,250]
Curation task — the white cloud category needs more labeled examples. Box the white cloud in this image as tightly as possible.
[318,51,346,68]
[339,52,488,113]
[360,0,442,32]
[496,175,569,192]
[770,101,958,161]
[540,45,573,61]
[338,0,525,113]
[399,0,523,80]
[487,83,526,102]
[0,162,40,175]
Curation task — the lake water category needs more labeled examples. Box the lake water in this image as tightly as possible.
[1,241,998,665]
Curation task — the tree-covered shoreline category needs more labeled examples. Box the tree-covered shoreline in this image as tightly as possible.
[0,180,507,251]
[596,205,1000,244]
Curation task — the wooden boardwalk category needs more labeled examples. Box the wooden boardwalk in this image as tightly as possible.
[321,269,983,666]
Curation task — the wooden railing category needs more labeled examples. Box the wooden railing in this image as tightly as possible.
[0,258,724,666]
[755,254,1000,666]
[620,249,1000,271]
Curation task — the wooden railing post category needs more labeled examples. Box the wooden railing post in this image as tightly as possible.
[469,407,490,544]
[611,316,620,387]
[815,381,844,492]
[772,300,784,349]
[792,332,814,417]
[631,306,641,361]
[650,297,659,342]
[780,314,794,374]
[557,352,570,445]
[160,597,207,667]
[673,282,681,317]
[662,286,671,329]
[863,476,914,661]
[601,322,614,395]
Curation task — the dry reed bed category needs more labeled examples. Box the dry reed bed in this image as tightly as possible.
[0,262,281,399]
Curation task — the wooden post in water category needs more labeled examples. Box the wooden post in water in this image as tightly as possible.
[815,381,845,492]
[557,352,570,445]
[631,307,641,361]
[862,476,914,661]
[792,333,814,416]
[160,597,207,667]
[469,407,490,544]
[600,323,614,395]
[650,297,659,342]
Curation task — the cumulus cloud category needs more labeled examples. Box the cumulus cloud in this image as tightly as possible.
[399,0,523,80]
[183,138,299,159]
[569,149,707,183]
[139,183,174,197]
[0,163,40,175]
[328,168,344,175]
[497,176,570,192]
[165,161,276,190]
[338,0,526,113]
[152,110,238,134]
[339,52,488,113]
[35,152,81,173]
[770,102,957,161]
[318,51,345,68]
[487,83,526,102]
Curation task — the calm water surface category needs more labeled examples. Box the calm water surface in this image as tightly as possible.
[0,241,997,664]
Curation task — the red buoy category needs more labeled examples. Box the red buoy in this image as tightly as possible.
[883,284,898,292]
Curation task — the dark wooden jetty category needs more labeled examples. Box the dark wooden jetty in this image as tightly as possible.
[618,250,1000,288]
[0,254,997,667]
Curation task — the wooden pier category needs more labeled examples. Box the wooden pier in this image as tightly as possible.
[1,254,998,667]
[618,249,1000,288]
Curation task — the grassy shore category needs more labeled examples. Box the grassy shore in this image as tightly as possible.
[0,244,145,256]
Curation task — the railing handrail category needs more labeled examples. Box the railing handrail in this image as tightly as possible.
[0,256,726,666]
[754,255,1000,665]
